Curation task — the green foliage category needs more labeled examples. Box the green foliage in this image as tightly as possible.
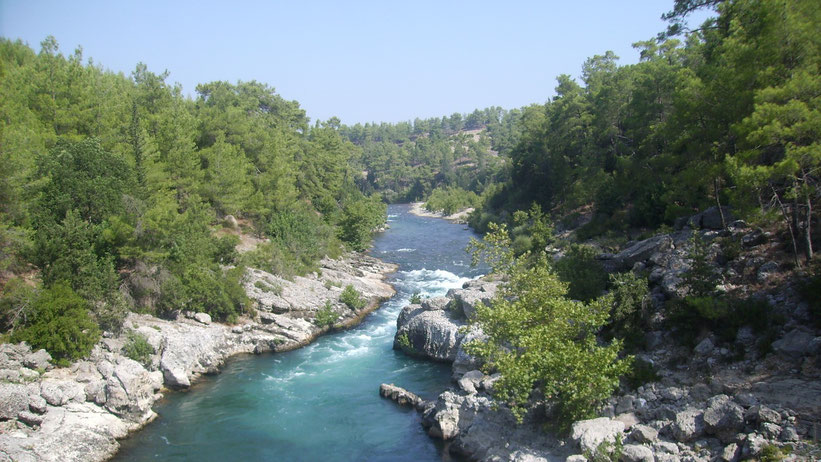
[315,301,339,328]
[584,434,624,462]
[409,292,422,304]
[396,332,412,352]
[264,205,340,276]
[0,278,37,333]
[179,264,249,322]
[340,284,366,310]
[668,295,782,352]
[11,283,100,365]
[424,186,479,215]
[511,203,554,256]
[681,234,718,298]
[625,358,661,390]
[607,272,651,350]
[337,194,386,251]
[760,443,792,462]
[34,138,134,225]
[254,280,282,295]
[465,226,631,430]
[122,331,154,367]
[1,39,388,350]
[554,244,608,302]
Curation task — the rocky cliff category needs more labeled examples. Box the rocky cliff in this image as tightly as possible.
[0,253,395,462]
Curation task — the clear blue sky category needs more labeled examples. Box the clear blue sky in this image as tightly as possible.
[0,0,712,125]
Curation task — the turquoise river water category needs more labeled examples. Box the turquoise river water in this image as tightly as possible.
[114,204,486,461]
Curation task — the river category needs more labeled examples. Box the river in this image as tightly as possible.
[113,203,485,461]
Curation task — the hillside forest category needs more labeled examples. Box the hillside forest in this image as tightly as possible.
[1,0,819,370]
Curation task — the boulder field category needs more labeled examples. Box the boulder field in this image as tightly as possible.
[0,253,395,462]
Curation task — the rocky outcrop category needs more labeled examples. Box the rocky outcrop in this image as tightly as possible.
[0,253,396,462]
[379,383,423,409]
[393,278,498,365]
[394,304,464,361]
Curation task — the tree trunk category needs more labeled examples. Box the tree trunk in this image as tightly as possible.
[804,188,814,262]
[714,176,726,229]
[773,186,801,268]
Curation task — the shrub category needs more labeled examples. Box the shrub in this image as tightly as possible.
[396,332,412,352]
[11,282,100,366]
[409,292,422,304]
[465,224,631,430]
[315,301,339,327]
[340,284,366,310]
[424,186,479,215]
[337,194,386,251]
[607,272,651,351]
[555,244,608,302]
[255,280,282,295]
[122,331,154,367]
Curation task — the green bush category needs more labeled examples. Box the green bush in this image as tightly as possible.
[11,282,100,366]
[465,224,631,430]
[424,186,479,215]
[122,331,154,367]
[340,284,366,310]
[337,194,386,251]
[315,301,339,327]
[607,272,651,350]
[179,264,249,322]
[555,244,608,302]
[409,292,422,304]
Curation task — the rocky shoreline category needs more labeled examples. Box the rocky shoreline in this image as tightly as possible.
[383,208,821,461]
[0,253,396,462]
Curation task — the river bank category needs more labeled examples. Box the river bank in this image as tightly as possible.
[0,253,396,462]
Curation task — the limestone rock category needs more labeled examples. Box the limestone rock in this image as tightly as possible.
[688,206,734,230]
[630,424,658,444]
[422,297,450,311]
[702,395,744,443]
[447,280,499,319]
[452,327,485,379]
[671,408,705,442]
[620,444,654,462]
[18,410,44,427]
[570,417,625,454]
[379,383,423,408]
[40,380,85,407]
[604,235,674,272]
[0,382,30,420]
[720,443,740,462]
[772,328,817,357]
[694,337,714,356]
[457,370,484,395]
[22,349,52,371]
[193,312,211,325]
[394,308,463,361]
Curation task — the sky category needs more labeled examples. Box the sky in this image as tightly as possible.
[0,1,714,125]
